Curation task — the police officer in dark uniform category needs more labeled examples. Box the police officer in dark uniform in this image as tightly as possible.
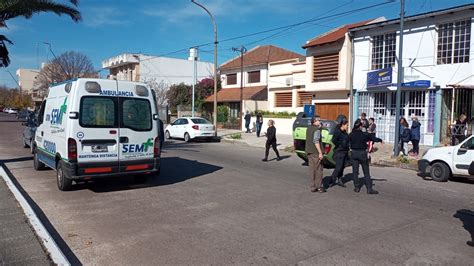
[330,118,350,187]
[349,119,383,194]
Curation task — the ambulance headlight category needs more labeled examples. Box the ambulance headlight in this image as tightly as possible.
[85,81,101,93]
[135,85,149,97]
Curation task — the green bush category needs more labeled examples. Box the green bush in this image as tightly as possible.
[230,133,242,139]
[253,110,297,118]
[217,105,229,122]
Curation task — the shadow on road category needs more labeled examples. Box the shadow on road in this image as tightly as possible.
[0,156,33,164]
[82,156,223,193]
[418,173,474,185]
[453,209,474,247]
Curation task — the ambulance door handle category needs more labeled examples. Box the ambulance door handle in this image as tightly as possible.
[119,137,129,143]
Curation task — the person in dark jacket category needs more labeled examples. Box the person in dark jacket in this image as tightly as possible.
[262,119,280,162]
[399,117,410,156]
[409,115,421,156]
[367,117,376,153]
[452,114,468,145]
[158,119,164,150]
[244,111,252,133]
[360,112,369,132]
[349,119,383,194]
[330,118,350,187]
[256,112,263,137]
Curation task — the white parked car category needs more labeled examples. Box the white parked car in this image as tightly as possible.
[6,108,19,114]
[165,117,215,142]
[418,135,474,182]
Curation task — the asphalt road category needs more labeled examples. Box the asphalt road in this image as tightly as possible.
[0,112,473,265]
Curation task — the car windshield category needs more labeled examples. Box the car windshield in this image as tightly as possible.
[191,118,211,124]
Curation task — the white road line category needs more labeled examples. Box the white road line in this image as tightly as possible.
[0,165,70,266]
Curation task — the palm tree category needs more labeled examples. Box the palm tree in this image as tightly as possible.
[0,0,81,67]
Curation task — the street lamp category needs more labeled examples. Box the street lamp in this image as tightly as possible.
[191,0,218,136]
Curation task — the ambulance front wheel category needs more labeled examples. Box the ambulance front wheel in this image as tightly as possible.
[56,161,72,191]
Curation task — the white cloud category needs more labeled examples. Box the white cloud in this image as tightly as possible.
[83,7,130,27]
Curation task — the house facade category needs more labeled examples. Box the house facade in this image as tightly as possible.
[16,69,39,94]
[206,45,302,118]
[102,53,214,86]
[350,4,474,146]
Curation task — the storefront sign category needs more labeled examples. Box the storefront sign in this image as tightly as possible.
[304,104,315,118]
[367,68,392,88]
[402,80,431,87]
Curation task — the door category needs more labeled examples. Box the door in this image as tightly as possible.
[453,136,474,176]
[75,79,120,167]
[315,103,349,121]
[169,119,182,137]
[117,81,155,164]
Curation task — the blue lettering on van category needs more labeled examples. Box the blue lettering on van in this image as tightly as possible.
[43,140,56,154]
[50,97,67,125]
[99,90,134,97]
[122,138,153,153]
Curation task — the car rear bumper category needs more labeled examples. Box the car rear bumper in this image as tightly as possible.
[418,159,430,174]
[192,131,215,138]
[63,158,161,180]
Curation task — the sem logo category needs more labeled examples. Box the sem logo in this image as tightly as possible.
[122,138,153,153]
[51,97,67,125]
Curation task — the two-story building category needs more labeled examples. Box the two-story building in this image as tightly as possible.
[350,4,473,146]
[102,53,214,86]
[266,19,382,120]
[206,45,302,118]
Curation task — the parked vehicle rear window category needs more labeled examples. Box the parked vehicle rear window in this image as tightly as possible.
[80,97,117,127]
[121,98,151,131]
[191,118,211,124]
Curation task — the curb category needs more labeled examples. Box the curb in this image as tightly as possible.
[0,165,70,266]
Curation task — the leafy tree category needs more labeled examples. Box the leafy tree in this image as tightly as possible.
[0,0,81,67]
[34,51,96,94]
[165,82,192,113]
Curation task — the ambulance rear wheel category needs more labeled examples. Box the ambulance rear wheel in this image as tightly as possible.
[33,148,45,170]
[56,161,72,191]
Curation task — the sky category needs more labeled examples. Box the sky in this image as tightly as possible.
[1,0,472,88]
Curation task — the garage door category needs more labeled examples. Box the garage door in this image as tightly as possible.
[315,103,349,120]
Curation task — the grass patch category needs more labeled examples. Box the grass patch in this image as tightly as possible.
[230,133,242,139]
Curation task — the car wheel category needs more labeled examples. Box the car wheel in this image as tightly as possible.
[430,162,450,182]
[56,161,72,191]
[165,130,171,139]
[33,148,45,170]
[184,132,191,142]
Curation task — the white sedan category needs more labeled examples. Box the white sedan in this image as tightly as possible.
[165,117,215,142]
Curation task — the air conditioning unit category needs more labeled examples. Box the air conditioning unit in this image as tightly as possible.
[286,77,293,86]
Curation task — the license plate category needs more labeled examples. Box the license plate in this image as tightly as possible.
[92,145,108,153]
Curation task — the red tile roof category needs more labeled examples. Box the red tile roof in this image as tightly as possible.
[220,45,303,71]
[205,86,267,102]
[302,19,375,48]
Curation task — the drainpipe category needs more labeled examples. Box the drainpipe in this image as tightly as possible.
[433,85,442,146]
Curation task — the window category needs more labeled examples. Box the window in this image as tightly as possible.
[297,91,313,107]
[437,20,471,64]
[371,33,396,70]
[248,71,260,83]
[191,118,211,124]
[80,97,117,128]
[275,92,292,107]
[313,53,339,82]
[37,100,46,125]
[122,98,151,131]
[461,137,474,150]
[227,74,237,85]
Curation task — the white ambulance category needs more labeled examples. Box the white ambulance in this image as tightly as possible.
[32,78,161,191]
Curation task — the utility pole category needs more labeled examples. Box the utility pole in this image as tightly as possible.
[232,45,246,129]
[191,0,218,136]
[189,47,199,117]
[393,0,405,156]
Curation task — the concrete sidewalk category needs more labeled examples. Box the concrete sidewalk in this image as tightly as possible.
[0,177,51,265]
[218,129,429,170]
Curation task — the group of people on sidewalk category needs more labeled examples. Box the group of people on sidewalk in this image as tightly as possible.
[244,111,264,137]
[306,116,383,194]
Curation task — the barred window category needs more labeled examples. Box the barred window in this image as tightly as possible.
[437,20,471,64]
[313,53,339,82]
[371,33,396,70]
[275,92,292,107]
[227,74,237,85]
[297,91,313,107]
[248,71,260,83]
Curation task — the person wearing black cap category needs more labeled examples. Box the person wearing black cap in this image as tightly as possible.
[305,116,325,193]
[349,119,383,194]
[330,118,350,187]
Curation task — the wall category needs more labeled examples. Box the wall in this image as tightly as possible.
[220,65,268,89]
[242,100,268,112]
[241,115,295,135]
[16,69,39,93]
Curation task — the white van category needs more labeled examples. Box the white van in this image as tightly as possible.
[32,78,161,191]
